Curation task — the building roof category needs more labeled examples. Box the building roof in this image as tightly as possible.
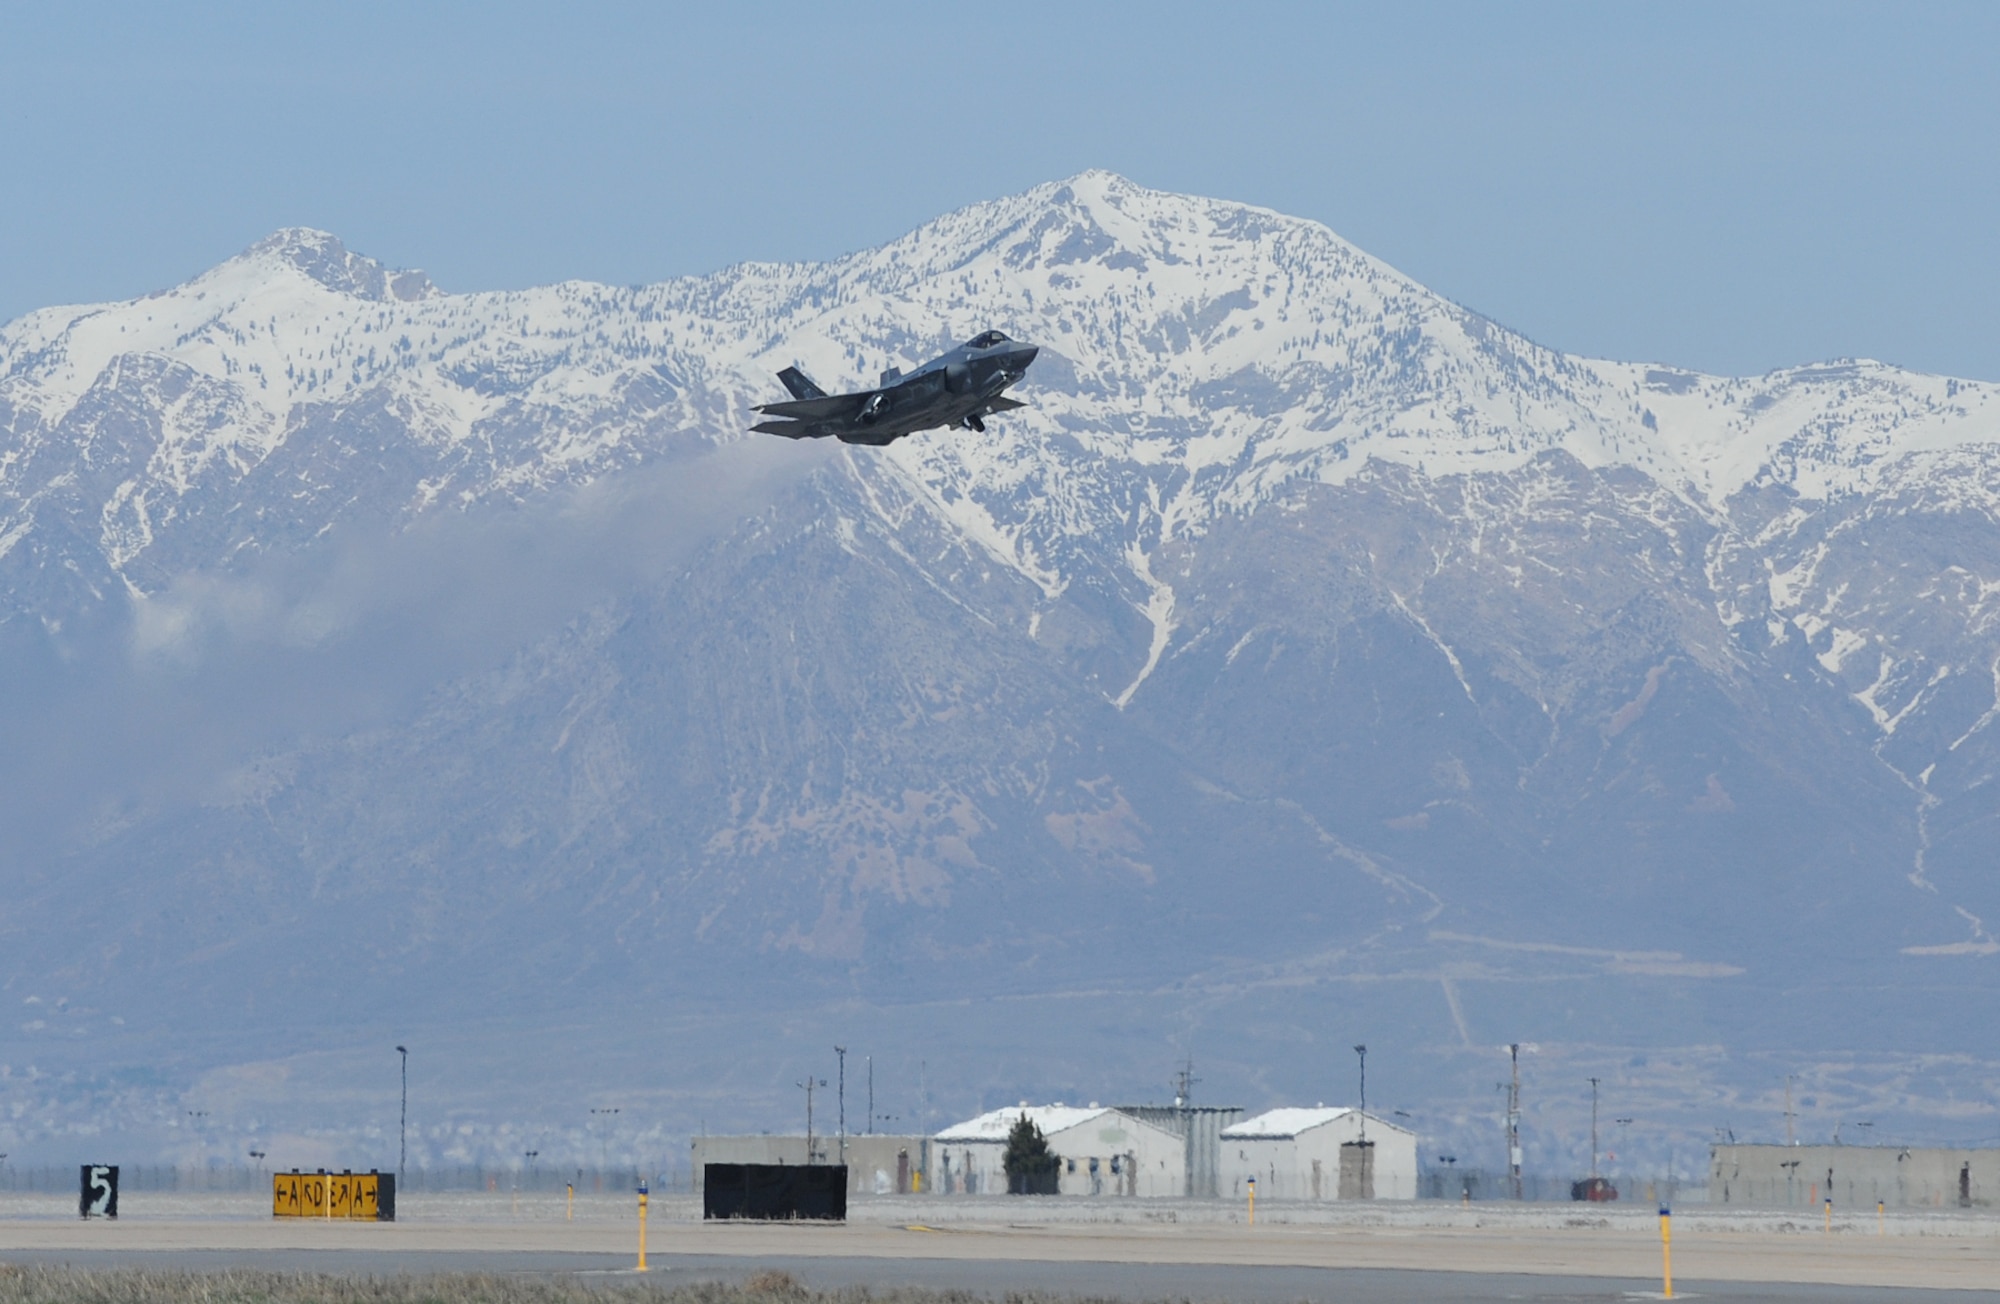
[935,1103,1114,1142]
[1221,1106,1414,1140]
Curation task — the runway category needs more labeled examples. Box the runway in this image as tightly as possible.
[1,1246,1995,1303]
[4,1194,2000,1301]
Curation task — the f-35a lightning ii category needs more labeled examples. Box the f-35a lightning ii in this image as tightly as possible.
[752,330,1039,446]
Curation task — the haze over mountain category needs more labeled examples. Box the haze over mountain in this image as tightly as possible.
[3,173,1998,1174]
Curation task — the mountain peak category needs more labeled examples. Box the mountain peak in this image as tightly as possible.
[241,227,442,302]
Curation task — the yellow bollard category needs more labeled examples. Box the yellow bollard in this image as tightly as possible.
[1247,1177,1256,1226]
[1878,1200,1885,1235]
[1659,1205,1673,1300]
[1824,1197,1832,1233]
[567,1182,574,1221]
[636,1182,649,1273]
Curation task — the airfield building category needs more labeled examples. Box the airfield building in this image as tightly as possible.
[1709,1144,2000,1208]
[932,1104,1186,1197]
[1116,1104,1245,1197]
[1219,1107,1419,1200]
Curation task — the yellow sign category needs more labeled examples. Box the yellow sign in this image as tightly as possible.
[273,1171,394,1220]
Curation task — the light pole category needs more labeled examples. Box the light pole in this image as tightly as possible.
[187,1109,209,1178]
[1589,1078,1601,1179]
[866,1056,874,1136]
[1353,1044,1368,1144]
[591,1107,621,1183]
[396,1045,409,1186]
[835,1046,847,1167]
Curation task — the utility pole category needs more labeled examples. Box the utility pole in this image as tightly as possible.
[1589,1078,1600,1179]
[866,1056,874,1135]
[1506,1044,1523,1201]
[1785,1075,1797,1147]
[799,1076,825,1163]
[396,1045,409,1186]
[835,1046,847,1167]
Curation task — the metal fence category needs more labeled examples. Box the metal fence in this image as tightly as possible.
[1417,1167,1691,1204]
[0,1164,697,1194]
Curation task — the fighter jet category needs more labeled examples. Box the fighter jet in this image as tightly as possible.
[751,330,1039,446]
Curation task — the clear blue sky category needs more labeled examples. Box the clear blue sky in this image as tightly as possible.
[4,1,1996,379]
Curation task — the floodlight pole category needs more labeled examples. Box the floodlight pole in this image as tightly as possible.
[1354,1044,1368,1144]
[1589,1078,1601,1180]
[1507,1044,1523,1200]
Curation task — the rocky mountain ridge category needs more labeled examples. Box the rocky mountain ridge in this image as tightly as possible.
[2,173,1998,1166]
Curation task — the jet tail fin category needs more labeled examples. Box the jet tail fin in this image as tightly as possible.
[777,366,827,401]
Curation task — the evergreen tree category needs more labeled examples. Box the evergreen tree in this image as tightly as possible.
[1001,1113,1061,1195]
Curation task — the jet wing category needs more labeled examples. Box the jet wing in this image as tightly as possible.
[754,393,867,421]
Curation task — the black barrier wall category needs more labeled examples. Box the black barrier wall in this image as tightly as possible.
[702,1163,846,1221]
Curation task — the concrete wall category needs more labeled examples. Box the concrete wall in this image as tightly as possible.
[931,1111,1186,1197]
[1220,1115,1419,1201]
[690,1136,931,1195]
[1709,1145,2000,1209]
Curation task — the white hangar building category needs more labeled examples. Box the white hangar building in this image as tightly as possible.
[933,1103,1185,1197]
[1219,1107,1419,1201]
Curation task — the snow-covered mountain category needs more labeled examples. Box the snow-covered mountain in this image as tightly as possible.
[4,172,2000,1170]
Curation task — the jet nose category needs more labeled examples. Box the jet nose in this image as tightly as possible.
[1010,343,1039,370]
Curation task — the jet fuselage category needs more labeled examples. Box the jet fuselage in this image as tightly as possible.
[751,330,1039,446]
